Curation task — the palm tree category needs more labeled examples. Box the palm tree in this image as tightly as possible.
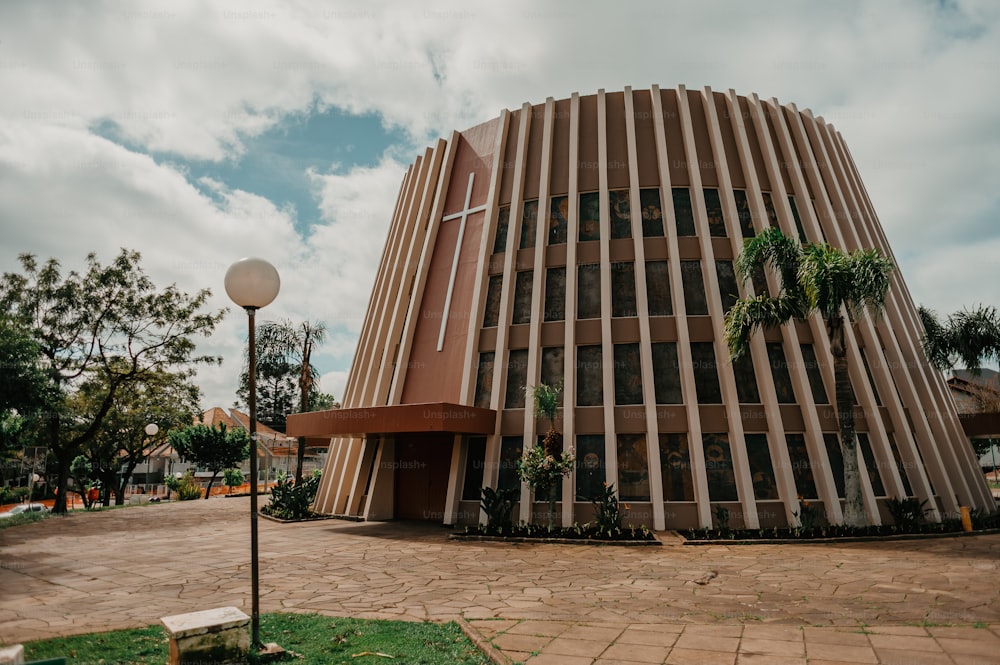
[724,228,894,527]
[252,319,328,483]
[919,305,1000,374]
[522,381,571,529]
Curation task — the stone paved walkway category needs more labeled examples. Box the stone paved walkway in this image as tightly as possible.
[1,498,998,664]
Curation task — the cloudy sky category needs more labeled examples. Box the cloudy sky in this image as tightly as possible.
[1,0,997,409]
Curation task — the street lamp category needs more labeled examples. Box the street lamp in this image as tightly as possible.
[144,424,158,496]
[224,257,279,651]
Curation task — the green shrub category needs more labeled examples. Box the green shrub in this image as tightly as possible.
[591,483,624,534]
[223,468,244,493]
[887,497,928,528]
[263,471,321,520]
[480,487,517,529]
[173,472,202,501]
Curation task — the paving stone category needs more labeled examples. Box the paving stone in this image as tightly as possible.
[599,642,668,662]
[664,648,736,664]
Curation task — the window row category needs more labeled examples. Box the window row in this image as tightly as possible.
[460,431,916,505]
[482,259,743,326]
[474,341,836,408]
[492,187,813,250]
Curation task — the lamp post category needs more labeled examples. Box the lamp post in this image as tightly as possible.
[224,257,280,650]
[144,424,158,496]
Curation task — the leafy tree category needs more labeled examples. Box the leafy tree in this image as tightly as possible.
[0,317,53,413]
[238,319,327,483]
[309,391,337,411]
[920,305,1000,375]
[69,454,97,509]
[223,468,244,494]
[725,228,894,527]
[168,423,250,499]
[0,250,225,513]
[68,367,201,506]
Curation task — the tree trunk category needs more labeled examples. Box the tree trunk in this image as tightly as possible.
[295,436,306,485]
[53,452,70,514]
[829,315,866,527]
[204,471,218,499]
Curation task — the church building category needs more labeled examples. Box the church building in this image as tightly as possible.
[287,85,993,530]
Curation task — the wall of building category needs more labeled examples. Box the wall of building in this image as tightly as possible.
[313,85,993,528]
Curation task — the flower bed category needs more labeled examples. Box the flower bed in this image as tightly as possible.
[680,512,1000,543]
[453,522,658,545]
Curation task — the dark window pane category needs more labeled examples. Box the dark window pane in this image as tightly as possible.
[703,433,739,501]
[887,433,913,496]
[788,195,807,242]
[540,347,564,406]
[858,433,886,497]
[640,188,664,237]
[733,189,755,238]
[617,433,650,501]
[577,263,601,319]
[823,433,846,498]
[577,345,603,406]
[761,191,779,228]
[544,267,565,322]
[786,433,818,499]
[505,349,528,408]
[611,262,637,317]
[576,434,606,500]
[614,343,643,405]
[704,188,727,237]
[715,260,740,312]
[645,260,673,316]
[659,433,694,501]
[462,437,487,501]
[751,264,769,298]
[651,342,683,404]
[799,344,829,404]
[610,189,631,239]
[732,353,761,403]
[498,436,523,492]
[519,199,538,249]
[474,352,494,409]
[767,343,796,404]
[673,187,696,236]
[493,206,510,253]
[745,433,779,500]
[681,260,708,315]
[482,274,502,328]
[691,342,723,404]
[579,191,601,241]
[512,270,533,325]
[861,350,882,406]
[549,195,568,245]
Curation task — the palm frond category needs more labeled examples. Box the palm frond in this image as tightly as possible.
[724,294,800,359]
[847,248,894,319]
[735,228,803,295]
[918,305,954,370]
[949,306,1000,373]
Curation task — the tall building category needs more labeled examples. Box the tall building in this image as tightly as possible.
[287,85,993,530]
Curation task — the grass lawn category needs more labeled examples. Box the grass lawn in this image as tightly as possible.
[22,613,490,664]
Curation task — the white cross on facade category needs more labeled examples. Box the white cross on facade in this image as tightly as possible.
[437,171,487,351]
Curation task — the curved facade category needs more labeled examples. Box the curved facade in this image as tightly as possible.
[289,85,993,530]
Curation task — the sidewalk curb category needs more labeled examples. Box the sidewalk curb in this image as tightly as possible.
[456,618,511,665]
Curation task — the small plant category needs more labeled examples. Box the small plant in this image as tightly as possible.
[793,496,818,530]
[263,470,321,520]
[886,497,928,528]
[170,472,202,501]
[713,505,731,532]
[480,487,517,530]
[519,381,573,529]
[590,483,623,534]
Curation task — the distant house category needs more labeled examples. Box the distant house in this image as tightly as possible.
[947,369,1000,472]
[131,407,329,494]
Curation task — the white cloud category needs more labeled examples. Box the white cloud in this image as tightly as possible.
[1,0,998,410]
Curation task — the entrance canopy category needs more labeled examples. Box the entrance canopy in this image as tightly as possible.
[286,402,496,438]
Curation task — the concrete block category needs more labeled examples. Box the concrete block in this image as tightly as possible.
[0,645,24,665]
[161,606,249,665]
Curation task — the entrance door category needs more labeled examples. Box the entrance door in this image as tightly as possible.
[394,433,453,521]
